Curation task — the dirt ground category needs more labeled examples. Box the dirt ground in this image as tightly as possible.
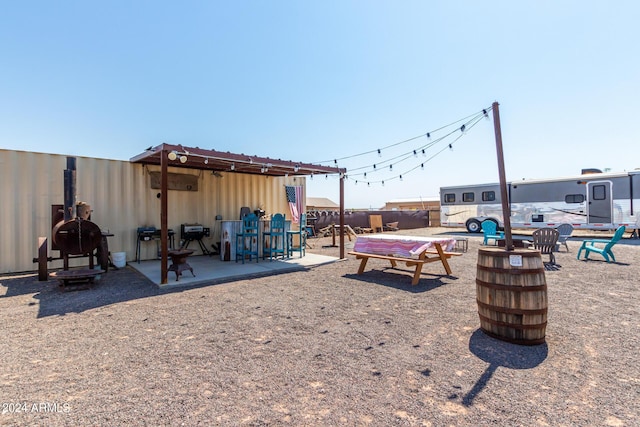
[1,228,639,426]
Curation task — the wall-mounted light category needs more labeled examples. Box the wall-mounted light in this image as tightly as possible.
[179,155,187,163]
[168,151,178,161]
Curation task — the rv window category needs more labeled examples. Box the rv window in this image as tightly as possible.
[482,191,496,202]
[444,193,455,203]
[592,185,606,200]
[565,194,585,203]
[462,192,474,202]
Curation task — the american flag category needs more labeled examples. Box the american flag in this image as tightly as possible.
[285,185,303,223]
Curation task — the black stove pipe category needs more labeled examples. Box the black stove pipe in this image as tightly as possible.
[63,157,76,221]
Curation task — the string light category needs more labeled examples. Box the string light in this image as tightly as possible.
[334,107,489,187]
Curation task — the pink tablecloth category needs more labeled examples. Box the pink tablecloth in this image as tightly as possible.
[353,234,456,258]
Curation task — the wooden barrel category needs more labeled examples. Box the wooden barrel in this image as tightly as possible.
[476,247,547,345]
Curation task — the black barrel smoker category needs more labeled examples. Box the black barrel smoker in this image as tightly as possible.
[34,157,111,283]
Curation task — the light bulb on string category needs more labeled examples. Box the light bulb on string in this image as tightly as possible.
[449,144,453,151]
[413,150,417,157]
[377,149,381,157]
[204,158,209,165]
[389,164,393,171]
[373,164,376,170]
[421,163,424,170]
[364,172,367,178]
[421,149,426,157]
[399,175,403,181]
[231,163,235,171]
[382,181,385,186]
[426,132,431,140]
[483,109,489,120]
[460,124,466,133]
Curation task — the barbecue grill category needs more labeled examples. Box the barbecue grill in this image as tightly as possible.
[180,223,211,255]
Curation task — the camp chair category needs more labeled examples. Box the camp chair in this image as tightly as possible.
[262,213,286,261]
[555,223,574,252]
[532,227,560,264]
[481,220,504,245]
[576,226,626,262]
[369,215,383,233]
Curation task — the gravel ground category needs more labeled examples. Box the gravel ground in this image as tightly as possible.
[1,228,639,426]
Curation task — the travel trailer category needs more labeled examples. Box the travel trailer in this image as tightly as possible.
[440,170,640,235]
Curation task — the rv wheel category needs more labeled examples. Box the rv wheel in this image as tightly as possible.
[466,219,482,233]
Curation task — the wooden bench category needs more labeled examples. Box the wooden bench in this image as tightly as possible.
[348,249,462,285]
[50,268,104,291]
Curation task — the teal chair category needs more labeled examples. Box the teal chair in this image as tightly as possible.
[262,213,286,261]
[481,220,504,245]
[235,213,259,263]
[576,226,626,262]
[287,213,307,258]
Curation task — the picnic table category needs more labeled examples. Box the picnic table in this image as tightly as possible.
[348,234,460,285]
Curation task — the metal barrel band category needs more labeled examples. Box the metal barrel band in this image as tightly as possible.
[476,299,548,316]
[476,264,545,275]
[478,312,548,329]
[475,278,547,292]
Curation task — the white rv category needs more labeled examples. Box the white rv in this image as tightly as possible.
[440,170,640,235]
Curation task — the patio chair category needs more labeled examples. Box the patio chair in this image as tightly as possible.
[262,213,286,261]
[287,213,307,258]
[369,215,383,233]
[555,223,574,252]
[576,225,626,262]
[235,213,259,263]
[481,220,504,245]
[532,227,560,264]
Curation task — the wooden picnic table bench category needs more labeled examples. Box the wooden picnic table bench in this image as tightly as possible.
[348,235,461,285]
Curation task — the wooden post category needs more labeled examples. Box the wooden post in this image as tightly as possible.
[339,174,345,259]
[492,102,513,251]
[160,148,169,284]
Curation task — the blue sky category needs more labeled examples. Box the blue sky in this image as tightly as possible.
[2,1,638,209]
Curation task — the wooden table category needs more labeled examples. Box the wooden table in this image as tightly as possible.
[50,268,105,291]
[167,249,195,281]
[349,234,460,285]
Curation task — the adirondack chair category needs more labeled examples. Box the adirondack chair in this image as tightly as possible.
[481,220,504,245]
[555,223,574,252]
[576,226,626,262]
[532,227,560,264]
[369,215,384,233]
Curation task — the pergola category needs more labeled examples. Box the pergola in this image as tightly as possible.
[130,143,346,284]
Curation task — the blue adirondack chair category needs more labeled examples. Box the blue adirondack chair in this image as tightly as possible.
[481,220,504,245]
[576,226,626,262]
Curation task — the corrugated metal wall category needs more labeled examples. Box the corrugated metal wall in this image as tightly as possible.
[0,149,304,273]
